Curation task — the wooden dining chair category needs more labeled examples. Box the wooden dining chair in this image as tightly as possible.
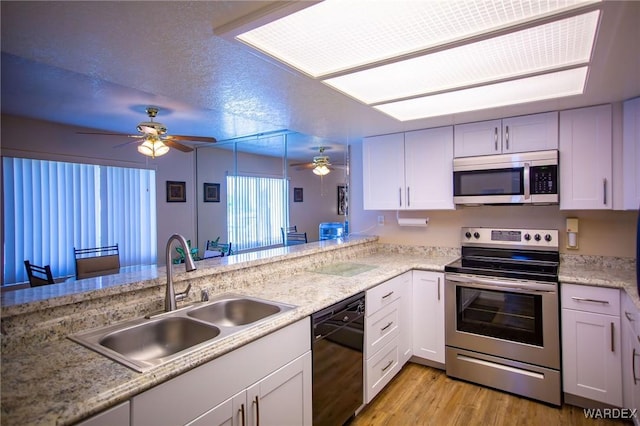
[24,260,55,287]
[74,244,120,279]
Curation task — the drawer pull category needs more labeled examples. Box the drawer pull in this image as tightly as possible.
[382,291,394,300]
[382,359,393,372]
[381,321,394,332]
[571,296,610,305]
[611,322,615,353]
[634,348,640,385]
[239,403,246,426]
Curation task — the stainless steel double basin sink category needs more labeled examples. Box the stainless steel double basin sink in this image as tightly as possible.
[69,294,296,372]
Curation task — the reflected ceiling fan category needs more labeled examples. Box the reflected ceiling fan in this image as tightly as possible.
[290,146,338,176]
[77,107,217,158]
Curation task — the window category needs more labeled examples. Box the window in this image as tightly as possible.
[227,175,288,252]
[3,157,157,284]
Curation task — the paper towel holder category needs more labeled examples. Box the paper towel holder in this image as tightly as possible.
[566,217,579,249]
[396,211,429,227]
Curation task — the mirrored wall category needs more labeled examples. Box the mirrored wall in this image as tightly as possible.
[195,131,349,253]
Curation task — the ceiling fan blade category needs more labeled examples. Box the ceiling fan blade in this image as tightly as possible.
[113,138,143,149]
[164,139,194,153]
[168,134,217,143]
[77,131,137,137]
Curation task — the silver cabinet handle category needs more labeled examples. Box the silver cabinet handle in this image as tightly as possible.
[494,127,499,151]
[611,322,615,353]
[382,359,393,372]
[634,348,640,385]
[253,395,260,426]
[437,277,441,301]
[407,187,410,207]
[603,178,608,205]
[239,403,246,426]
[626,312,635,322]
[381,321,393,332]
[505,125,509,150]
[571,296,610,305]
[382,291,394,299]
[399,188,402,207]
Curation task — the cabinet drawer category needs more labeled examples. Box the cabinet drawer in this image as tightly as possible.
[366,336,400,403]
[561,283,620,315]
[367,275,405,316]
[365,300,399,359]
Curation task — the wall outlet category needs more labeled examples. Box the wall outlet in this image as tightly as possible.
[377,215,385,225]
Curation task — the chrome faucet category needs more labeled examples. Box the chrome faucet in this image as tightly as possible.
[165,234,197,312]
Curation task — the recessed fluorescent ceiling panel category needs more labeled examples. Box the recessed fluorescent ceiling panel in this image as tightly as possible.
[374,67,588,121]
[237,0,599,78]
[324,11,599,105]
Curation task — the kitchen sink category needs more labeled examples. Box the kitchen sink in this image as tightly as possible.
[69,293,296,372]
[187,296,282,326]
[100,317,220,362]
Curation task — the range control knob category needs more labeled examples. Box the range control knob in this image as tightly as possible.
[465,231,472,239]
[473,232,480,239]
[534,234,541,241]
[524,233,531,241]
[545,234,552,242]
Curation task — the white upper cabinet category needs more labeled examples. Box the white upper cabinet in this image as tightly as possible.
[363,127,454,210]
[454,112,558,157]
[560,104,613,210]
[622,97,640,210]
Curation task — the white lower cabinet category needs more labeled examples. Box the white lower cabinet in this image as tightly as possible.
[412,270,445,365]
[561,284,622,406]
[364,272,411,403]
[77,401,130,426]
[622,291,640,419]
[130,318,312,426]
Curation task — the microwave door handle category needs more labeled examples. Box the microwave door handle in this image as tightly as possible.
[523,163,530,200]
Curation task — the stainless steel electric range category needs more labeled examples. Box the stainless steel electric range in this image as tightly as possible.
[444,227,561,406]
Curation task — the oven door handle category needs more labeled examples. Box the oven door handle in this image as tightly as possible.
[446,274,556,293]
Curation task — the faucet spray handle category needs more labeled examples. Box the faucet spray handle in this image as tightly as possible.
[175,283,192,303]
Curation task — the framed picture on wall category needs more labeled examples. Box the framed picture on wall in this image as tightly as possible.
[204,183,220,202]
[337,185,347,215]
[166,181,186,202]
[294,187,303,202]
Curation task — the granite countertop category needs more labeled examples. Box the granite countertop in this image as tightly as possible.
[0,251,457,426]
[1,247,636,425]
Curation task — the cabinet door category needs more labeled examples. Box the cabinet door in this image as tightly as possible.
[454,119,502,157]
[399,272,413,366]
[502,111,558,153]
[362,133,406,210]
[412,271,445,364]
[623,97,640,210]
[246,352,312,426]
[621,292,640,411]
[187,391,246,426]
[77,401,129,426]
[562,308,622,406]
[404,127,454,210]
[560,104,613,210]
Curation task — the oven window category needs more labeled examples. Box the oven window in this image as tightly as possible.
[456,286,543,346]
[453,168,522,196]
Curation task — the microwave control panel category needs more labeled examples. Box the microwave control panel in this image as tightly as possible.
[530,165,557,194]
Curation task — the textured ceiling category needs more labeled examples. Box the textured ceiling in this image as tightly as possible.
[1,1,639,162]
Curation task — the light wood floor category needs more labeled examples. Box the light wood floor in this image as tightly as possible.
[351,363,631,426]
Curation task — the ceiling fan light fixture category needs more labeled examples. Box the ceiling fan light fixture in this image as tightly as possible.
[313,165,330,176]
[138,137,170,158]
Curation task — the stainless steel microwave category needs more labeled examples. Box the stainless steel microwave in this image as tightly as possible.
[453,150,558,205]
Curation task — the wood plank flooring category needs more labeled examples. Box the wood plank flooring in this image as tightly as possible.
[351,363,632,426]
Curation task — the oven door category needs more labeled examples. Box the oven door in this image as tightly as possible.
[445,273,560,369]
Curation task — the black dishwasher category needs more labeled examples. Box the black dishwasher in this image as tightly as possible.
[312,292,365,426]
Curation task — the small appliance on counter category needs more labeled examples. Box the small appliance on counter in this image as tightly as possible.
[319,222,345,241]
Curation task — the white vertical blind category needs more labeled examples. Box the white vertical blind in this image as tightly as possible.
[3,157,157,284]
[227,175,288,251]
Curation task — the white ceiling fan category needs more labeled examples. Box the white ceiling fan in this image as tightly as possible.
[77,106,217,158]
[290,146,343,176]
